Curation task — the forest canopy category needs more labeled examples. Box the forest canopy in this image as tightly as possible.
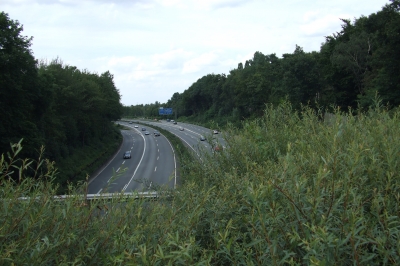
[0,11,123,175]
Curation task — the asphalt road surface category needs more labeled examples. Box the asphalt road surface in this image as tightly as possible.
[87,124,176,194]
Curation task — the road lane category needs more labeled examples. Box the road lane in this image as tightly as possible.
[88,123,175,194]
[88,129,145,194]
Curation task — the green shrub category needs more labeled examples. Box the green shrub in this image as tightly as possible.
[1,102,399,265]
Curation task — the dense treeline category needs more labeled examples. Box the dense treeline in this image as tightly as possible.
[0,12,123,185]
[124,1,400,125]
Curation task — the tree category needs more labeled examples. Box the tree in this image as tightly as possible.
[0,12,41,155]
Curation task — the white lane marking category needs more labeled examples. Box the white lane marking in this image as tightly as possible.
[154,166,157,172]
[158,149,159,153]
[123,132,146,191]
[89,131,128,186]
[97,188,103,194]
[157,156,159,160]
[122,161,125,164]
[163,131,181,188]
[116,167,120,172]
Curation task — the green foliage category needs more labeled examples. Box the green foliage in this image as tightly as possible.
[1,12,124,189]
[122,1,400,127]
[0,12,42,157]
[2,103,400,264]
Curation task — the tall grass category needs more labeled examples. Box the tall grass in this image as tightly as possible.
[1,102,399,265]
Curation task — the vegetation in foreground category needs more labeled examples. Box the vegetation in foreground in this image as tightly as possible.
[2,102,399,265]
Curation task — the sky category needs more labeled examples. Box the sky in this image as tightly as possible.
[3,0,390,106]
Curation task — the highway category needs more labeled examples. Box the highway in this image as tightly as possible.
[140,119,227,160]
[87,123,176,194]
[87,119,225,195]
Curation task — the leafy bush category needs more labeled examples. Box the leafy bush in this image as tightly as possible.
[1,102,399,265]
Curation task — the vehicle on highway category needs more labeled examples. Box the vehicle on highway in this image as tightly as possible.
[200,135,206,141]
[123,151,131,159]
[154,131,160,136]
[167,119,170,122]
[173,121,177,124]
[179,127,184,131]
[134,125,138,128]
[213,130,219,134]
[145,131,150,135]
[129,121,133,124]
[142,127,146,131]
[170,119,174,122]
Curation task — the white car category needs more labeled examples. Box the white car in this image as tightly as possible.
[213,130,218,134]
[179,127,184,131]
[134,125,138,128]
[145,131,150,135]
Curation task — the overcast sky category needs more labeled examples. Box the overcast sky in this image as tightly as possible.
[3,0,390,106]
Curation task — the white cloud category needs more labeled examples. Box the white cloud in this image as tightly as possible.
[195,0,255,9]
[300,12,348,37]
[2,0,390,105]
[151,49,192,69]
[182,52,220,74]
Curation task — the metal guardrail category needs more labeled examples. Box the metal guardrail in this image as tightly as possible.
[17,191,159,201]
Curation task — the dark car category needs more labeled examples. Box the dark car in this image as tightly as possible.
[200,135,206,141]
[142,127,146,131]
[154,131,160,136]
[173,121,177,124]
[123,151,131,159]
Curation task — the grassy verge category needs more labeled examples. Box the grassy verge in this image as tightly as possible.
[55,125,122,194]
[2,102,400,264]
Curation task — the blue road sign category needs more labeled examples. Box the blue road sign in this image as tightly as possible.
[159,107,173,115]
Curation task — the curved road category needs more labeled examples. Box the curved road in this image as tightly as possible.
[143,120,227,159]
[88,124,176,194]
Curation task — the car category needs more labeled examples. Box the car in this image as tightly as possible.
[167,119,170,122]
[134,125,139,128]
[154,131,160,136]
[129,121,133,124]
[173,121,177,124]
[145,131,150,135]
[200,135,206,141]
[213,130,219,134]
[123,151,131,159]
[170,119,174,122]
[142,127,146,131]
[179,127,184,131]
